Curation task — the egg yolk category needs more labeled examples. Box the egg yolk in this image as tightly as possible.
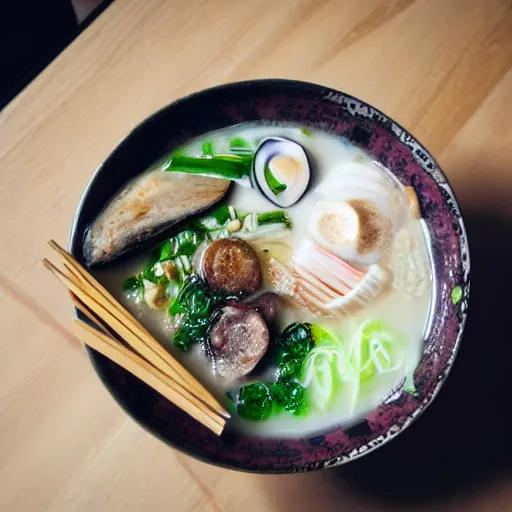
[268,155,300,186]
[318,214,349,245]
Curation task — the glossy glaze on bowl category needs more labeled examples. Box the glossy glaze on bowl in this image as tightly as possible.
[69,79,469,473]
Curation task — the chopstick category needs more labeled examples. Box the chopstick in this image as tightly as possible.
[72,319,224,436]
[44,241,229,435]
[47,240,216,408]
[67,290,222,419]
[70,293,111,336]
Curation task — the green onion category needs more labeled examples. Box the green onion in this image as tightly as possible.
[264,163,287,195]
[165,154,252,180]
[257,211,292,228]
[300,128,313,137]
[229,137,254,157]
[201,140,214,156]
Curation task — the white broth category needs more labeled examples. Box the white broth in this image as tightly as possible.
[94,123,432,438]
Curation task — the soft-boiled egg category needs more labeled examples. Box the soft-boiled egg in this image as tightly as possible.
[316,161,408,231]
[308,199,392,266]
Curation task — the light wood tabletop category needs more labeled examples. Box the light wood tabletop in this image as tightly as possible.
[1,0,512,510]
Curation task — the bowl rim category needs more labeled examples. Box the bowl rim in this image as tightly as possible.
[69,78,470,473]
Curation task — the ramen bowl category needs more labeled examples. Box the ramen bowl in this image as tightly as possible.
[69,79,469,473]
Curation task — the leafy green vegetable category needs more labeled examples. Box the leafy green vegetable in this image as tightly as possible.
[211,205,232,225]
[270,379,305,413]
[403,368,417,395]
[137,240,188,287]
[237,383,273,420]
[201,140,214,156]
[171,230,205,259]
[165,154,252,180]
[237,379,307,420]
[302,327,353,411]
[169,276,211,316]
[123,253,168,302]
[264,163,287,195]
[169,277,212,350]
[140,248,165,284]
[451,285,463,305]
[277,357,303,379]
[144,229,206,287]
[278,322,314,358]
[257,211,292,228]
[310,324,333,344]
[172,313,211,352]
[275,323,314,380]
[352,320,403,382]
[158,241,173,262]
[234,323,314,421]
[169,275,241,351]
[229,137,253,156]
[122,275,144,300]
[123,275,143,292]
[172,324,196,352]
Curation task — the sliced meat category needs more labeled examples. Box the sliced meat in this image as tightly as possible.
[244,291,279,324]
[209,306,269,381]
[202,238,261,294]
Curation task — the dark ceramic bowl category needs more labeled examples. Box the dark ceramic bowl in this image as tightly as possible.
[69,79,470,473]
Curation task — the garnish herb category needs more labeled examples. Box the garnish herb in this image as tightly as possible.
[201,140,214,156]
[229,137,253,156]
[403,368,417,395]
[264,163,287,195]
[257,211,292,228]
[451,285,463,305]
[300,127,313,137]
[165,154,252,180]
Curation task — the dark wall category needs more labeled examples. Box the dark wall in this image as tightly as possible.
[0,0,77,105]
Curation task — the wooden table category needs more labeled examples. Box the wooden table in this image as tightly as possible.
[1,0,511,510]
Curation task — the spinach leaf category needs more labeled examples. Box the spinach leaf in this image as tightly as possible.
[269,379,305,413]
[237,383,273,421]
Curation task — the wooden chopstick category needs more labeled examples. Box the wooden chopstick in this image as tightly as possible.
[67,290,225,427]
[70,292,111,336]
[45,258,226,418]
[43,258,228,423]
[72,319,225,435]
[47,241,220,410]
[43,242,233,435]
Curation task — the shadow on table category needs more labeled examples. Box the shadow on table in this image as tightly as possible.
[266,209,512,510]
